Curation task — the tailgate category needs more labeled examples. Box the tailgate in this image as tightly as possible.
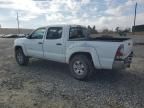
[123,39,133,58]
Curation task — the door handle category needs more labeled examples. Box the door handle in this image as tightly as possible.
[38,42,43,44]
[56,43,62,45]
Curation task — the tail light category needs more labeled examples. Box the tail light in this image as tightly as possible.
[115,44,124,60]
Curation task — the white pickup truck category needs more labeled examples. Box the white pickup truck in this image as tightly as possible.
[14,24,133,80]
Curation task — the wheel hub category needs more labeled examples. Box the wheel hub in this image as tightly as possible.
[73,60,85,75]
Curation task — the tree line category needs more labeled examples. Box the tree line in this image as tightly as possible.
[87,25,131,35]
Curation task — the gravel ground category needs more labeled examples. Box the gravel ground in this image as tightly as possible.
[0,38,144,108]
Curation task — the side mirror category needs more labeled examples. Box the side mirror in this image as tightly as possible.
[26,34,31,39]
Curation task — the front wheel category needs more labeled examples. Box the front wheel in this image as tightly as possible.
[69,55,94,80]
[15,48,29,66]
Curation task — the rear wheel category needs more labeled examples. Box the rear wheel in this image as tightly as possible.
[69,55,94,80]
[15,48,29,66]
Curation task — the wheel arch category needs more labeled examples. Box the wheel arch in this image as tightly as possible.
[68,51,100,69]
[15,46,22,51]
[66,48,101,69]
[15,45,27,56]
[69,52,93,64]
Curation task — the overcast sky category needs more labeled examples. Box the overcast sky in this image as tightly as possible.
[0,0,144,30]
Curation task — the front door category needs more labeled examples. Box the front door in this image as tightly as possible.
[24,28,46,58]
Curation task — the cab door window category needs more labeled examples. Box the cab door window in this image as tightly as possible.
[69,27,85,39]
[46,27,62,39]
[31,28,46,39]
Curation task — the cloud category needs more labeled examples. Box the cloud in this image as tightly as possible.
[105,5,125,16]
[0,0,91,21]
[0,0,38,12]
[0,0,143,29]
[93,12,144,30]
[19,13,39,21]
[45,13,65,22]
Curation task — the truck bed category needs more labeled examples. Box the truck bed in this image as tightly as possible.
[88,36,130,42]
[69,36,131,42]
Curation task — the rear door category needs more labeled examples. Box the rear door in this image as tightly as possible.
[43,27,65,62]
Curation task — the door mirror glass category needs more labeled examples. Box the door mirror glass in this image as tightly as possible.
[26,34,30,39]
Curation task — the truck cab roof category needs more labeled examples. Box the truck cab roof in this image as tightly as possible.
[43,24,85,28]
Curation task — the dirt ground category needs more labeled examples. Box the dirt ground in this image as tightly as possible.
[0,38,144,108]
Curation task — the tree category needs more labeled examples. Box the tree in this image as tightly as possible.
[124,28,131,33]
[87,25,98,34]
[115,27,120,32]
[93,25,95,30]
[88,25,92,30]
[102,28,109,33]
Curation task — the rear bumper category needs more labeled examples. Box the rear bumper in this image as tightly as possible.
[112,61,128,70]
[112,52,133,70]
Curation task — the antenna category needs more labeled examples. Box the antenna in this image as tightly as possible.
[16,12,20,34]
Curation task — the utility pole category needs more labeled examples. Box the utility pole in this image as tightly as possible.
[16,12,20,34]
[0,24,1,35]
[133,2,137,34]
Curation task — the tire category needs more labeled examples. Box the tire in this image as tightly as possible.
[15,48,29,66]
[69,55,94,80]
